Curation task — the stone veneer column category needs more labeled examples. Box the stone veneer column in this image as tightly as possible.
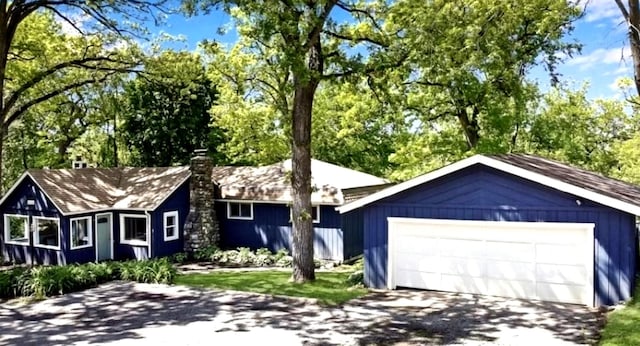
[183,149,220,252]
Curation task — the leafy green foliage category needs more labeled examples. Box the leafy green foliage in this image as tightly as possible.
[122,51,225,167]
[600,283,640,346]
[0,259,175,300]
[175,271,368,306]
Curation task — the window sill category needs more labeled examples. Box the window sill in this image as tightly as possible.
[164,235,179,242]
[70,244,93,251]
[121,240,148,247]
[5,240,29,246]
[228,216,254,220]
[33,244,61,251]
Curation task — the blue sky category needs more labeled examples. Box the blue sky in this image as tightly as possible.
[157,0,630,100]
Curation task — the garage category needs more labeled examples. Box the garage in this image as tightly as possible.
[388,218,594,305]
[338,154,640,306]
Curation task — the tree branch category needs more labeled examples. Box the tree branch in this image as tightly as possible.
[615,0,630,21]
[4,71,117,127]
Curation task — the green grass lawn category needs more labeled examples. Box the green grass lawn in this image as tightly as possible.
[175,271,367,306]
[600,284,640,345]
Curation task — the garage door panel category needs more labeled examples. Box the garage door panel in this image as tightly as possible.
[396,253,440,272]
[396,236,439,254]
[389,218,594,305]
[487,279,536,300]
[536,263,588,285]
[485,241,535,262]
[395,269,440,290]
[439,257,486,277]
[536,244,584,265]
[486,261,536,281]
[537,282,586,305]
[441,274,486,295]
[440,239,485,258]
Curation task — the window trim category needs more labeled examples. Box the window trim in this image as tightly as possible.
[119,214,149,246]
[227,202,253,220]
[3,214,29,246]
[289,205,321,224]
[163,211,179,241]
[70,216,93,250]
[33,216,61,250]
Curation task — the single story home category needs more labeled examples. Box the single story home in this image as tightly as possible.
[212,159,391,261]
[0,152,389,264]
[338,154,640,307]
[0,166,190,265]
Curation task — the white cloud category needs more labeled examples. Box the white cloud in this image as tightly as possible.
[583,0,621,23]
[566,46,631,70]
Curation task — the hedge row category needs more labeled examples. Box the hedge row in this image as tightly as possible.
[0,258,176,299]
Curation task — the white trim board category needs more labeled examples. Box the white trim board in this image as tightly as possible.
[337,154,640,216]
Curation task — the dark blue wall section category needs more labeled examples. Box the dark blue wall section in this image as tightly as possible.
[152,182,189,258]
[362,164,637,306]
[219,203,348,260]
[342,209,364,260]
[0,176,66,265]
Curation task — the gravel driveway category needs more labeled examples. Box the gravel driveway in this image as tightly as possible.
[0,282,604,345]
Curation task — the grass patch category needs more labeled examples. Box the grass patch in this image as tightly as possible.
[600,283,640,345]
[175,271,367,306]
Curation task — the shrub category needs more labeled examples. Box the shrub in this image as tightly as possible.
[168,252,188,264]
[254,248,273,267]
[236,247,255,265]
[345,270,364,287]
[193,246,219,262]
[115,258,176,284]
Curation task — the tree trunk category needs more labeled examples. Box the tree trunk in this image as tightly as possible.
[628,0,640,96]
[290,80,316,283]
[456,109,480,149]
[290,39,322,283]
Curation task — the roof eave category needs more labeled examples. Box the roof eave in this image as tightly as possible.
[337,155,640,216]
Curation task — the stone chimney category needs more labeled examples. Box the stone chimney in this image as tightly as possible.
[183,149,219,252]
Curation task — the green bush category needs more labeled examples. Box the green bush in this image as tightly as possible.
[0,258,175,300]
[193,245,219,262]
[345,270,364,287]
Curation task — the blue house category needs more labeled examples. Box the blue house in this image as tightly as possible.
[338,154,640,307]
[0,166,190,265]
[0,152,389,265]
[212,159,390,261]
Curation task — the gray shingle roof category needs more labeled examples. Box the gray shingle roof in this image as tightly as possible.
[27,166,190,214]
[490,154,640,208]
[211,159,390,205]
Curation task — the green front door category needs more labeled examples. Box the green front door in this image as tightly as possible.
[96,214,112,261]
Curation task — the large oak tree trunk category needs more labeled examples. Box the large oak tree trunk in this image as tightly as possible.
[290,40,322,283]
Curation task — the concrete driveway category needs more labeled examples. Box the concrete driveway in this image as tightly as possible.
[0,282,604,345]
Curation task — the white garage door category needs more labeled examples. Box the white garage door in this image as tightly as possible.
[387,218,594,305]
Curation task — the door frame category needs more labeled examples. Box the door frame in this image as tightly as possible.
[95,212,114,261]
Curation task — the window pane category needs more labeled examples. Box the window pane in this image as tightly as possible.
[124,217,147,242]
[6,216,28,243]
[166,225,176,238]
[72,218,91,248]
[229,203,240,217]
[166,216,175,227]
[240,204,251,217]
[35,218,59,247]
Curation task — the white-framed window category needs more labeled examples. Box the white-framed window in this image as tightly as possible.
[163,211,179,241]
[227,202,253,220]
[120,214,148,246]
[33,216,60,250]
[290,205,321,224]
[3,214,29,245]
[70,216,93,250]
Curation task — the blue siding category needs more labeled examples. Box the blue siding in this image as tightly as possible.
[219,203,345,260]
[363,165,637,306]
[342,209,364,260]
[152,182,189,258]
[0,177,66,265]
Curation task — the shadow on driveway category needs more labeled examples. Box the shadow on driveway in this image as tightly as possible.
[0,283,604,345]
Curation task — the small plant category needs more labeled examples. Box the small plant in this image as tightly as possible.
[345,270,364,287]
[193,245,219,262]
[168,252,188,264]
[254,248,273,267]
[235,247,255,265]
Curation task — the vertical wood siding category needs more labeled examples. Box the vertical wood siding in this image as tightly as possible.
[363,165,637,306]
[219,203,346,260]
[342,209,364,260]
[152,182,189,258]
